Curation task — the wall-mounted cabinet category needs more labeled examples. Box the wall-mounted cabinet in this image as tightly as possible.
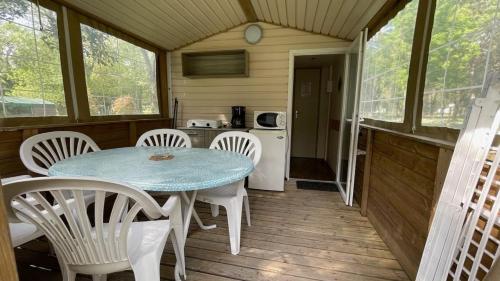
[181,50,248,78]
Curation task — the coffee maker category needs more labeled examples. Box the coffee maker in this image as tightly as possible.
[231,106,245,128]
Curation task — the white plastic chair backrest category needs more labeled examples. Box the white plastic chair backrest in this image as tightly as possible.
[209,131,262,166]
[2,177,179,267]
[136,129,192,148]
[20,131,100,176]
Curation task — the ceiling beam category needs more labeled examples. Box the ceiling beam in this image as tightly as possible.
[238,0,258,22]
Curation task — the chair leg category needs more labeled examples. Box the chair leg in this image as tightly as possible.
[170,229,186,278]
[92,274,107,281]
[56,249,76,281]
[60,263,76,281]
[225,197,243,255]
[210,204,219,217]
[244,195,251,226]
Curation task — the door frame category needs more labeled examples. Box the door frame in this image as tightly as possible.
[286,48,349,180]
[344,31,367,206]
[335,54,351,202]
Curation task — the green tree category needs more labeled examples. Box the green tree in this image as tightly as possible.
[0,0,158,118]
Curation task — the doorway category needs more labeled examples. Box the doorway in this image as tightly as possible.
[289,55,344,182]
[287,31,367,205]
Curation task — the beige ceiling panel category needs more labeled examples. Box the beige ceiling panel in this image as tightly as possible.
[329,0,357,36]
[251,0,265,20]
[320,0,343,35]
[166,1,213,36]
[338,0,372,38]
[228,0,248,23]
[218,0,244,26]
[63,0,387,50]
[180,1,222,33]
[304,0,319,31]
[312,0,332,33]
[136,0,196,43]
[286,0,297,28]
[295,0,307,29]
[75,0,176,48]
[155,0,211,39]
[266,0,281,24]
[258,0,273,22]
[346,0,386,39]
[195,1,227,30]
[276,0,288,26]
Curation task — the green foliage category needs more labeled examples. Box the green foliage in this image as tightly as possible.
[0,0,158,118]
[81,24,158,116]
[422,0,498,128]
[361,0,499,129]
[361,0,419,123]
[0,2,65,116]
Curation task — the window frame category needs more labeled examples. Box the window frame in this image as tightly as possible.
[0,0,169,128]
[362,0,462,142]
[360,0,421,132]
[413,0,491,141]
[68,12,165,123]
[0,0,75,127]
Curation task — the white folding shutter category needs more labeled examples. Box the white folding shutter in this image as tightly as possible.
[417,73,500,281]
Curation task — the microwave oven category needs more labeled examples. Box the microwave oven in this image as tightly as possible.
[254,111,286,129]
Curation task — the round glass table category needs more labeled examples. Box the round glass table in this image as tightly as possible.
[48,146,254,192]
[48,146,254,230]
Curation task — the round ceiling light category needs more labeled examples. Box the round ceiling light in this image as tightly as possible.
[244,24,263,45]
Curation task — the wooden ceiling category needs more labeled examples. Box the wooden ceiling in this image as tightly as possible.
[250,0,387,40]
[63,0,388,50]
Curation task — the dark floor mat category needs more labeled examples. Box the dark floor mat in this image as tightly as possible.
[296,181,339,192]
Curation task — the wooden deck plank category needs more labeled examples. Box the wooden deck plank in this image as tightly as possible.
[14,180,409,280]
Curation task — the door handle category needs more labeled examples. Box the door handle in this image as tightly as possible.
[295,110,299,119]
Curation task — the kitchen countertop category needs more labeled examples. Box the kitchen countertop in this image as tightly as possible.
[178,127,251,131]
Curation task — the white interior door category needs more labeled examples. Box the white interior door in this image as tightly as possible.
[337,31,366,206]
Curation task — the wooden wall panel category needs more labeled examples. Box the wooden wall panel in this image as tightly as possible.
[0,119,170,178]
[353,128,368,206]
[0,182,19,281]
[365,130,440,280]
[172,22,350,128]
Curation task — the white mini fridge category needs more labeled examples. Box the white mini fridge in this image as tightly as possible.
[249,129,287,191]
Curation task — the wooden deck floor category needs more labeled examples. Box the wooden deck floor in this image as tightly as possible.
[15,180,409,281]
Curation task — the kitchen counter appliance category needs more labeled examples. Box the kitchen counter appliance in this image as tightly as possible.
[231,106,246,128]
[249,129,287,191]
[187,119,222,128]
[254,111,286,130]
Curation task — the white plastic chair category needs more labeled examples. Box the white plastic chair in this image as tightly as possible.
[20,131,101,210]
[136,129,192,148]
[20,131,101,176]
[1,175,44,247]
[196,131,261,255]
[2,177,186,281]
